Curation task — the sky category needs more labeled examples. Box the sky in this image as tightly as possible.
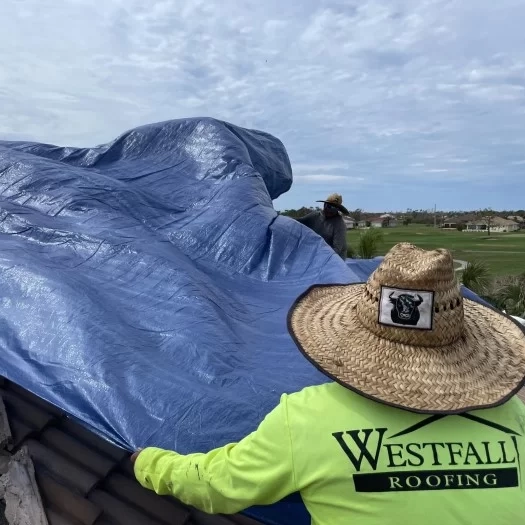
[1,0,525,212]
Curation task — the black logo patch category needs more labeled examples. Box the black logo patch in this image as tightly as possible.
[389,292,423,326]
[379,286,434,330]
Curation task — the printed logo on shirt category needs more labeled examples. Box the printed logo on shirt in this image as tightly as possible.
[379,286,434,330]
[332,414,521,492]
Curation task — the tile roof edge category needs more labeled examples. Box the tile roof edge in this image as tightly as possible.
[0,377,267,525]
[0,447,48,525]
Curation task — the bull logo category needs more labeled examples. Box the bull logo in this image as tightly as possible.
[389,292,423,326]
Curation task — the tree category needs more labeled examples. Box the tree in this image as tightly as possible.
[280,207,315,219]
[351,208,363,222]
[479,208,495,236]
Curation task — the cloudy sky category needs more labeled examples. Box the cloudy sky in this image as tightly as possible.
[2,0,525,212]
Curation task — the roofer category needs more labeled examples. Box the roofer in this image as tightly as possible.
[295,193,348,259]
[132,243,525,524]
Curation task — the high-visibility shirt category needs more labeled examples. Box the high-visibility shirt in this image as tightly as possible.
[134,382,525,524]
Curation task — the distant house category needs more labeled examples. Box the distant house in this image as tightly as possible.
[441,214,477,229]
[442,217,463,229]
[343,216,358,229]
[370,216,397,228]
[464,220,488,232]
[358,220,369,229]
[490,217,520,232]
[380,214,398,227]
[465,216,520,233]
[508,215,524,223]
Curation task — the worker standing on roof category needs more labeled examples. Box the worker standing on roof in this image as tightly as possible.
[132,243,525,525]
[295,193,348,260]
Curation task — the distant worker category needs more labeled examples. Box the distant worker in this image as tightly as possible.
[131,243,525,524]
[296,193,348,259]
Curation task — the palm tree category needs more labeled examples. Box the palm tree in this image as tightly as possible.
[461,260,491,295]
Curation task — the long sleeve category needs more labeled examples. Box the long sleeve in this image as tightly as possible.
[296,211,318,227]
[332,218,348,259]
[134,395,297,514]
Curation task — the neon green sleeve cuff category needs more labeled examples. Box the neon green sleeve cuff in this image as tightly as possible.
[134,447,177,493]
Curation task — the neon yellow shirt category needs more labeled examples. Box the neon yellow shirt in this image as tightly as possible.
[134,382,525,524]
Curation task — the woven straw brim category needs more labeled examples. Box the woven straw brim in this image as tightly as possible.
[288,284,525,413]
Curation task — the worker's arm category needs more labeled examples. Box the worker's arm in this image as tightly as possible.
[134,395,297,514]
[295,211,317,227]
[333,218,348,259]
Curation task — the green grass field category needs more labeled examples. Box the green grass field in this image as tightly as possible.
[347,225,525,276]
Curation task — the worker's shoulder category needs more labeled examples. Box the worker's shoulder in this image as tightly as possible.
[473,394,525,422]
[303,210,321,217]
[284,382,353,406]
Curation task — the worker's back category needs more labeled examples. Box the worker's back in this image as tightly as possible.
[287,382,525,525]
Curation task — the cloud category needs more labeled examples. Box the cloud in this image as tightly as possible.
[293,161,365,184]
[292,162,350,174]
[295,174,364,183]
[1,0,525,211]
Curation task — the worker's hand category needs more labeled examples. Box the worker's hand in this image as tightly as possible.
[130,448,144,464]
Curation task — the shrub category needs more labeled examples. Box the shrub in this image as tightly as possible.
[357,228,384,259]
[488,274,525,318]
[461,260,490,295]
[346,244,356,259]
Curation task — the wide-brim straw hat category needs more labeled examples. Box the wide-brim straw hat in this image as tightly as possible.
[316,193,349,215]
[288,243,525,413]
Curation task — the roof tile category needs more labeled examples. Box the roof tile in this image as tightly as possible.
[25,439,100,495]
[36,471,102,525]
[103,472,190,525]
[0,454,10,476]
[46,509,80,525]
[59,419,128,463]
[116,457,135,479]
[0,397,12,449]
[88,489,175,525]
[6,384,65,418]
[1,389,56,431]
[41,428,115,478]
[8,417,36,449]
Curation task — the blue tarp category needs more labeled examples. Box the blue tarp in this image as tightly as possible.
[0,118,487,525]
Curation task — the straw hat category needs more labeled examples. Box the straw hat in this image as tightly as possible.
[288,243,525,413]
[316,193,349,215]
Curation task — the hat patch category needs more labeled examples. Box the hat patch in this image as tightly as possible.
[379,286,435,330]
